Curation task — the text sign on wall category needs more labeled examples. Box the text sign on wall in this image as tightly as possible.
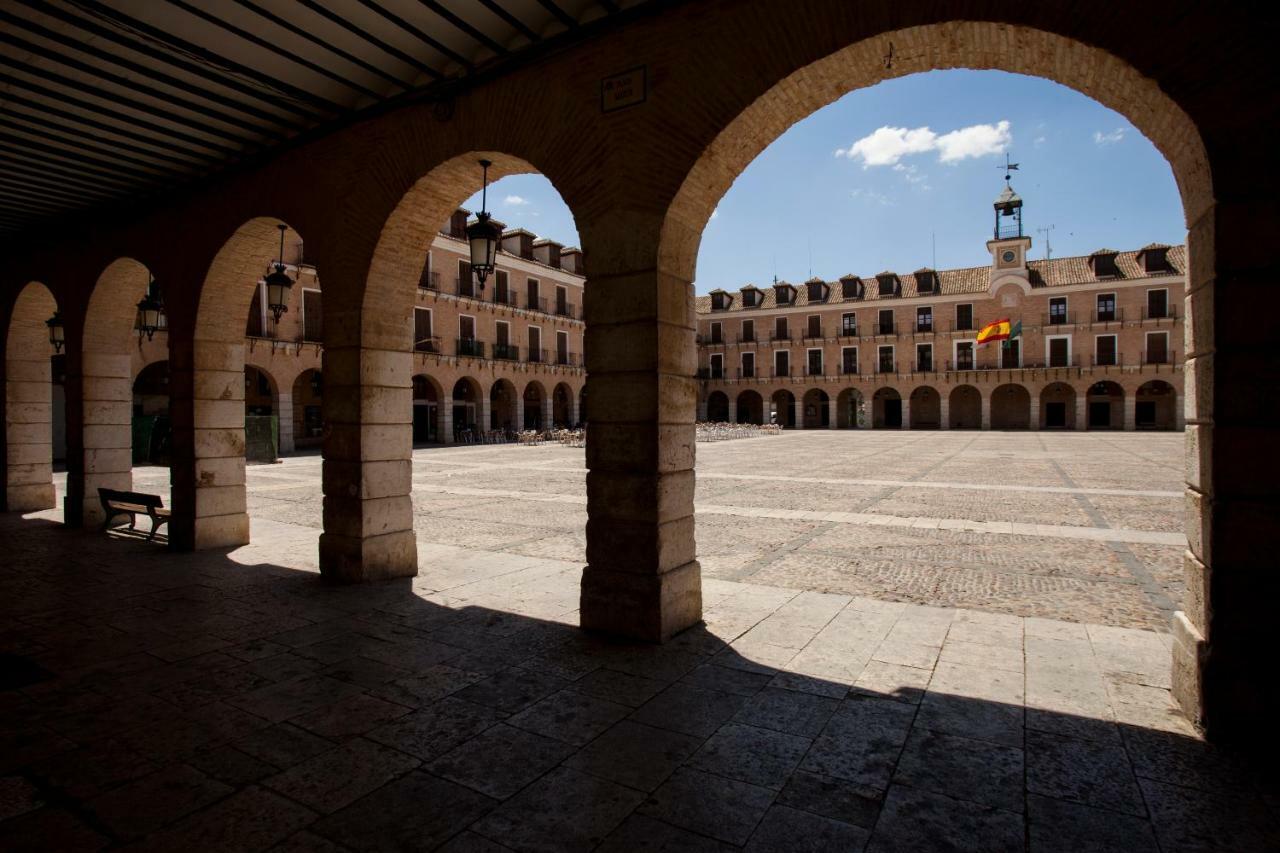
[601,66,646,113]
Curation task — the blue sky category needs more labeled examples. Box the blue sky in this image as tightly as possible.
[465,70,1184,294]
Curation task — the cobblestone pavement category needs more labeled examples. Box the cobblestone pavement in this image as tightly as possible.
[111,430,1187,632]
[2,506,1276,852]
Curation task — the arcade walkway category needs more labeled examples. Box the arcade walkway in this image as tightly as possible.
[1,512,1274,851]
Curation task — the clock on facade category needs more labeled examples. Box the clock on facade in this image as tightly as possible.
[1001,250,1016,263]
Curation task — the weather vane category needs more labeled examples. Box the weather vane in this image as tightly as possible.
[997,153,1020,183]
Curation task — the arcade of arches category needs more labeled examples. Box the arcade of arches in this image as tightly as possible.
[2,2,1276,756]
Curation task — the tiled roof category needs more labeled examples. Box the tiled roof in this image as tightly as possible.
[694,245,1185,314]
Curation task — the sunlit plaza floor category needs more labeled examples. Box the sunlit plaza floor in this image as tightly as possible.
[2,432,1276,850]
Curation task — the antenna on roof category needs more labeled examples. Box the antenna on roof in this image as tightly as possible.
[807,238,812,279]
[931,231,936,270]
[1037,224,1055,260]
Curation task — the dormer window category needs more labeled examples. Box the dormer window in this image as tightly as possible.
[1089,249,1121,279]
[876,272,900,297]
[710,290,732,311]
[915,269,938,294]
[775,285,795,305]
[741,286,762,308]
[806,280,826,303]
[1136,244,1173,274]
[840,277,863,300]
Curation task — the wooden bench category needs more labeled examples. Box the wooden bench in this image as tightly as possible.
[98,488,171,541]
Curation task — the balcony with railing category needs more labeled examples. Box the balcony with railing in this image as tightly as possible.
[738,365,756,379]
[1142,305,1177,321]
[770,330,791,342]
[877,321,896,335]
[915,358,934,372]
[491,290,518,307]
[802,327,824,342]
[555,302,577,319]
[493,343,520,361]
[456,337,485,358]
[557,351,581,367]
[419,270,440,292]
[1142,349,1175,366]
[1044,310,1077,326]
[527,295,548,313]
[949,357,976,371]
[772,367,792,378]
[805,362,824,377]
[1090,353,1123,367]
[840,362,859,375]
[1092,307,1124,324]
[738,332,757,343]
[839,324,857,338]
[413,335,441,354]
[527,347,548,364]
[456,277,476,298]
[877,358,896,373]
[914,320,934,334]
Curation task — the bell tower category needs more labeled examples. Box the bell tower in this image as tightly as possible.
[987,164,1032,273]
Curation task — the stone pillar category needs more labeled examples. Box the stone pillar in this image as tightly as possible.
[1075,394,1088,431]
[514,395,524,433]
[166,337,249,551]
[1123,394,1136,430]
[569,390,580,426]
[4,354,56,512]
[792,399,803,429]
[69,352,133,525]
[1175,392,1185,430]
[727,400,737,424]
[480,394,492,433]
[276,389,295,454]
[1029,395,1040,431]
[319,345,416,581]
[980,393,991,430]
[542,394,553,430]
[579,220,700,643]
[901,397,911,430]
[441,397,455,443]
[940,396,951,430]
[827,398,837,429]
[696,399,707,421]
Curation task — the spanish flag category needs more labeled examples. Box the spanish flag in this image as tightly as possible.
[976,317,1012,345]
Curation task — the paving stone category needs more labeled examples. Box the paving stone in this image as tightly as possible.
[130,785,316,853]
[630,684,748,738]
[1026,729,1145,816]
[733,687,840,737]
[263,738,419,814]
[564,720,702,792]
[27,738,160,800]
[313,770,497,851]
[681,662,775,697]
[800,695,915,790]
[0,806,108,852]
[1026,794,1159,853]
[0,775,43,822]
[850,660,932,704]
[290,693,412,741]
[365,697,506,762]
[688,723,812,789]
[1138,777,1280,853]
[453,666,570,714]
[866,785,1024,853]
[86,763,234,840]
[506,689,630,746]
[269,829,349,852]
[567,667,667,708]
[637,767,775,846]
[235,723,335,770]
[775,770,882,829]
[472,766,645,852]
[597,814,736,852]
[915,691,1025,747]
[894,728,1025,812]
[428,723,575,800]
[436,830,518,852]
[226,674,365,723]
[186,744,279,787]
[745,803,871,852]
[371,664,488,707]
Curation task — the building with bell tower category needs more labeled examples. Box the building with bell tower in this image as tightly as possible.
[987,177,1033,275]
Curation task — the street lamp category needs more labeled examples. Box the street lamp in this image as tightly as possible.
[136,276,164,341]
[466,159,500,291]
[265,223,293,323]
[46,311,65,353]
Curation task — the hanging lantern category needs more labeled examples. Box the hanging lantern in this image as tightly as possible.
[465,159,500,290]
[46,311,65,353]
[265,223,293,322]
[136,275,165,341]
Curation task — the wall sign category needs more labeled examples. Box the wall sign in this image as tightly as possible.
[601,66,646,113]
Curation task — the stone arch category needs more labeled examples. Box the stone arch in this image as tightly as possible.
[802,388,829,428]
[706,390,730,423]
[837,388,864,429]
[291,368,324,450]
[1040,382,1077,429]
[132,360,171,467]
[909,386,941,429]
[1137,379,1178,430]
[949,385,982,430]
[736,390,764,425]
[71,258,156,525]
[491,378,519,433]
[770,389,795,428]
[871,387,903,429]
[452,376,483,436]
[552,382,575,428]
[4,282,59,512]
[411,374,444,445]
[991,384,1032,430]
[519,379,546,432]
[1086,380,1125,430]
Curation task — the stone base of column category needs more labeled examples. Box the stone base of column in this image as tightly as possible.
[193,512,250,550]
[319,530,418,582]
[1170,610,1206,730]
[6,483,55,513]
[580,559,703,643]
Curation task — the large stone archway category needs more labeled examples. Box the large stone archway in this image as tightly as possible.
[3,282,59,512]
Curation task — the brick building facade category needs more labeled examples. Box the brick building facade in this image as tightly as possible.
[696,184,1184,432]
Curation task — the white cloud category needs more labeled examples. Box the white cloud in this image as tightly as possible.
[503,194,530,206]
[836,120,1011,168]
[1093,127,1126,146]
[850,188,894,206]
[1033,135,1047,148]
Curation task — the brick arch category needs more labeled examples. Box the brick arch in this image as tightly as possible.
[3,282,58,512]
[68,258,155,526]
[909,385,942,429]
[990,382,1032,430]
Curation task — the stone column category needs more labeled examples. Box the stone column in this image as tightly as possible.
[792,399,803,429]
[696,399,707,421]
[276,389,295,454]
[4,353,56,512]
[569,390,580,426]
[901,397,911,430]
[542,394,553,430]
[514,396,524,433]
[480,393,492,432]
[1175,392,1185,430]
[69,352,134,525]
[1075,394,1088,431]
[940,396,950,430]
[1123,394,1136,430]
[980,393,991,430]
[441,397,454,443]
[579,219,700,643]
[727,400,737,424]
[1029,395,1041,431]
[827,398,837,429]
[319,344,416,581]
